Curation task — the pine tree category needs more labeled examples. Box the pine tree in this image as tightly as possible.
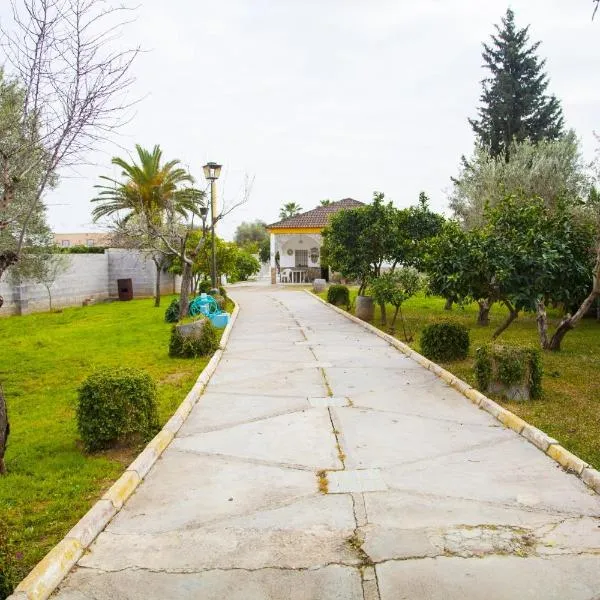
[469,8,564,162]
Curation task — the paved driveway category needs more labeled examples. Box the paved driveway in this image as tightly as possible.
[54,288,600,599]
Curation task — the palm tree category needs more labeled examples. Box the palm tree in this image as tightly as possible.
[279,202,303,219]
[320,199,332,206]
[92,145,201,306]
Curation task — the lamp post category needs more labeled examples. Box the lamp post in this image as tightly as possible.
[202,162,222,291]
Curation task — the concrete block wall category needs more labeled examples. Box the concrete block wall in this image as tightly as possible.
[106,249,175,299]
[0,250,178,316]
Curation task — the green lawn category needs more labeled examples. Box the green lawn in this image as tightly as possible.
[319,289,600,470]
[0,296,218,592]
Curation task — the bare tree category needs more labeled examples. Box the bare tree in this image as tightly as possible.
[38,252,71,310]
[115,175,253,319]
[0,0,139,474]
[0,0,139,277]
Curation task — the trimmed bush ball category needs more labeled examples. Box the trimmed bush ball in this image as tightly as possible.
[169,320,218,358]
[164,298,180,323]
[77,368,159,452]
[420,321,469,362]
[198,280,212,294]
[327,284,350,307]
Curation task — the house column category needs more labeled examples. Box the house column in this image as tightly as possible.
[270,232,276,285]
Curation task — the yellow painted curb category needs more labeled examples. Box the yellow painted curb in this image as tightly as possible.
[497,409,527,434]
[582,468,600,493]
[547,444,588,475]
[147,429,175,455]
[15,539,83,600]
[306,290,598,497]
[8,297,240,600]
[102,470,141,509]
[463,387,485,406]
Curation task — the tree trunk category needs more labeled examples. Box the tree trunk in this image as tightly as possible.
[547,280,600,351]
[390,305,400,329]
[151,258,163,308]
[477,299,491,326]
[544,246,600,351]
[154,261,161,308]
[547,321,573,351]
[492,300,518,339]
[536,300,550,349]
[178,261,193,320]
[444,297,454,311]
[379,302,387,326]
[0,385,8,475]
[45,285,53,312]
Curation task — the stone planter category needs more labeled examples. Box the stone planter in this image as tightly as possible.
[313,278,327,293]
[474,344,542,401]
[175,319,207,340]
[355,295,374,322]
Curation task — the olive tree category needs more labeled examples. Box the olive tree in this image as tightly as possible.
[450,134,590,228]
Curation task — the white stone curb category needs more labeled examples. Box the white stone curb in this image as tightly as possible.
[307,290,600,497]
[8,298,240,600]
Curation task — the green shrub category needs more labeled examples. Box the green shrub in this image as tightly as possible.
[164,298,180,323]
[212,294,226,311]
[219,286,227,298]
[169,320,218,358]
[57,245,105,254]
[474,344,542,400]
[327,284,350,307]
[198,280,212,294]
[77,368,159,452]
[420,321,469,362]
[234,251,261,281]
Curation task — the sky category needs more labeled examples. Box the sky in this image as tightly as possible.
[2,0,598,240]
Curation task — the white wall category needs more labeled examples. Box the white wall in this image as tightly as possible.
[0,250,177,316]
[277,233,322,269]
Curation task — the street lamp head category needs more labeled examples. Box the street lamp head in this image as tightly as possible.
[199,205,208,218]
[203,162,222,181]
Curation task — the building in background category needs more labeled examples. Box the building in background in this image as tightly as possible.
[267,198,364,284]
[53,233,111,248]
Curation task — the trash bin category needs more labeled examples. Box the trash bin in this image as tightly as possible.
[117,278,133,301]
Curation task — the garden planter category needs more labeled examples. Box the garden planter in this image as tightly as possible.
[313,278,327,293]
[355,295,374,322]
[474,344,542,401]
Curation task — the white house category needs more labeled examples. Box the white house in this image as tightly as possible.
[267,198,364,284]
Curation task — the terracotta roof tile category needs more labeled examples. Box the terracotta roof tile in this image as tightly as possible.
[268,198,365,230]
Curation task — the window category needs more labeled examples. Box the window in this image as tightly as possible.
[86,239,95,247]
[61,240,70,248]
[295,249,308,267]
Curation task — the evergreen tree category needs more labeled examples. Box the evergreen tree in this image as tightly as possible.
[469,8,564,162]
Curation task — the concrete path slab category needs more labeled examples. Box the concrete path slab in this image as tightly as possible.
[53,288,600,600]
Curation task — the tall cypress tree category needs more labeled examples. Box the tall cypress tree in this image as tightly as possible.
[469,9,564,162]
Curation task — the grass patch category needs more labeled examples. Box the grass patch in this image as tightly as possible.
[319,289,600,470]
[0,295,222,592]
